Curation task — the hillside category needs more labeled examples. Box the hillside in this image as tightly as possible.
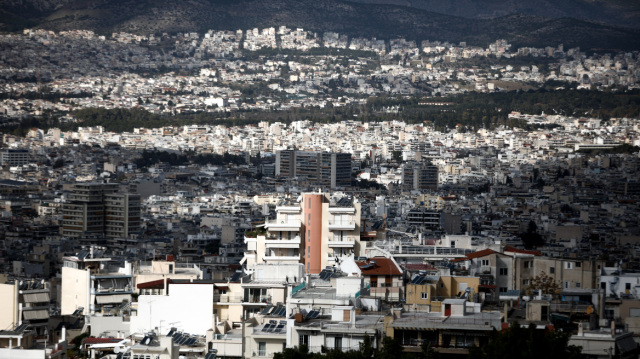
[2,0,640,51]
[348,0,640,29]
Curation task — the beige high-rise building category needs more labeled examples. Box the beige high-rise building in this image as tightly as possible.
[243,192,361,275]
[61,183,140,238]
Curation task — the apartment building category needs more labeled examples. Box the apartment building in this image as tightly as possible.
[60,248,133,316]
[0,279,51,337]
[0,148,29,166]
[402,161,439,191]
[61,183,140,238]
[275,150,351,189]
[243,193,361,275]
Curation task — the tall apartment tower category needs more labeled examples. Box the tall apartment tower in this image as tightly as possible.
[0,149,29,166]
[275,150,351,189]
[61,183,140,238]
[244,192,361,275]
[402,161,439,191]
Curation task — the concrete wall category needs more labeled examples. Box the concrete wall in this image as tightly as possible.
[0,349,45,359]
[131,283,214,334]
[246,337,285,359]
[89,315,131,337]
[303,194,324,274]
[0,283,18,331]
[61,267,89,315]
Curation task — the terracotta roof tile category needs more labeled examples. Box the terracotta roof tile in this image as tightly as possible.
[82,337,123,345]
[504,245,542,256]
[355,257,402,276]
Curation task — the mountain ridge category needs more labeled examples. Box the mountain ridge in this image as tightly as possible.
[346,0,640,28]
[2,0,640,51]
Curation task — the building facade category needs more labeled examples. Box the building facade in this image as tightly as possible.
[275,150,351,189]
[61,183,140,238]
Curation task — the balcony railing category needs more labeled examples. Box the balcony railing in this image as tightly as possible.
[265,236,301,247]
[328,236,357,247]
[246,295,271,303]
[213,294,244,303]
[549,302,592,313]
[264,255,300,261]
[328,220,356,231]
[265,220,302,231]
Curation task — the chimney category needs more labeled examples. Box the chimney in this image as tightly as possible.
[611,320,615,336]
[504,302,508,323]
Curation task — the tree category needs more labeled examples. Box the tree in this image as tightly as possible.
[468,322,584,359]
[273,345,313,359]
[376,337,402,359]
[359,334,374,359]
[391,150,403,163]
[420,340,439,359]
[521,220,544,249]
[526,271,561,296]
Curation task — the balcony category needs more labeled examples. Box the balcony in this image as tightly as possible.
[265,219,302,231]
[265,235,301,248]
[328,236,357,248]
[275,206,301,214]
[328,207,356,214]
[328,220,356,231]
[213,294,244,303]
[264,255,300,262]
[245,295,272,304]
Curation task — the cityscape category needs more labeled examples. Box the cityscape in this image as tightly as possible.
[0,3,640,359]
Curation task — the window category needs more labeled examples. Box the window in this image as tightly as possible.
[308,214,311,226]
[576,282,581,288]
[450,241,456,248]
[308,230,310,242]
[524,261,532,269]
[299,335,309,347]
[481,259,489,266]
[575,262,581,268]
[564,281,570,289]
[499,287,507,293]
[564,262,573,270]
[258,342,266,357]
[550,267,555,274]
[499,268,508,276]
[523,279,530,286]
[421,292,429,300]
[335,336,342,350]
[630,308,640,317]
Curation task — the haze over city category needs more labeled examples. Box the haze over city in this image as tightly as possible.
[0,1,639,358]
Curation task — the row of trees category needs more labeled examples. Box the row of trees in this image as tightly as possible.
[275,324,583,359]
[3,86,639,136]
[133,150,246,169]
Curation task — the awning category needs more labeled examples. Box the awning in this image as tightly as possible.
[442,331,489,337]
[137,279,165,290]
[23,292,50,303]
[23,309,49,320]
[95,294,130,304]
[617,336,638,353]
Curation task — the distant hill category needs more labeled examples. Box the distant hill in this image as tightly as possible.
[348,0,640,29]
[2,0,640,51]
